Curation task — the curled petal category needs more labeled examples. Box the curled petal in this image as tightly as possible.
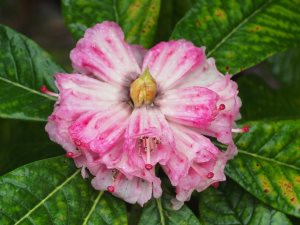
[45,117,76,153]
[142,40,205,91]
[163,123,221,186]
[174,144,237,204]
[70,21,141,86]
[91,165,162,206]
[178,58,241,144]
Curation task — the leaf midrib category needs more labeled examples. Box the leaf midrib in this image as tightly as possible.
[238,149,300,171]
[82,191,104,225]
[14,170,80,225]
[207,0,273,57]
[0,76,56,101]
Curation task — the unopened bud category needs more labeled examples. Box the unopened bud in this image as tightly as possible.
[130,68,157,107]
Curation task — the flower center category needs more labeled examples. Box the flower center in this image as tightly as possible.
[130,68,157,107]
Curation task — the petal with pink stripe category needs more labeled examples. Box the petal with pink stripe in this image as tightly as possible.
[70,21,141,86]
[68,103,131,155]
[156,86,219,128]
[142,40,205,91]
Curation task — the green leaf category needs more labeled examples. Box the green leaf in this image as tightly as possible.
[62,0,161,48]
[226,120,300,217]
[171,0,300,74]
[199,180,292,225]
[155,0,195,42]
[0,119,62,175]
[237,47,300,120]
[0,156,127,225]
[0,25,63,121]
[139,194,201,225]
[237,75,300,120]
[268,47,300,86]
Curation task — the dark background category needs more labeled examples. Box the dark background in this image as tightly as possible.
[0,0,74,68]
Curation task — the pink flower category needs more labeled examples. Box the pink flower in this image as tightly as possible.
[45,21,244,207]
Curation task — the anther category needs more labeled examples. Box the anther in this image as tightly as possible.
[65,152,74,158]
[40,85,59,97]
[218,104,225,110]
[139,136,161,169]
[107,186,115,193]
[145,164,153,170]
[212,182,219,188]
[207,172,214,179]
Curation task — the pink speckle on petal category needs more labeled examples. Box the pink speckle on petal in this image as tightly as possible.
[45,21,242,209]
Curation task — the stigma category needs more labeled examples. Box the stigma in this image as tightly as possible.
[107,169,122,193]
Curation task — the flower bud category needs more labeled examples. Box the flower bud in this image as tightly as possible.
[130,68,157,107]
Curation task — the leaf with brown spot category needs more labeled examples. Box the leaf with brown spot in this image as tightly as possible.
[171,0,300,74]
[226,120,300,217]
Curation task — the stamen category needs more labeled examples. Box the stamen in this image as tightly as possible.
[218,104,226,110]
[138,136,161,170]
[65,152,74,158]
[107,169,122,193]
[212,182,219,188]
[207,172,214,179]
[40,85,59,97]
[232,125,250,133]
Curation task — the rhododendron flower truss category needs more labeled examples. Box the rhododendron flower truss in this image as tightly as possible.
[45,21,245,208]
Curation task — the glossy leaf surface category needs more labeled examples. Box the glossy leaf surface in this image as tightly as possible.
[171,0,300,74]
[139,194,200,225]
[0,25,62,121]
[0,119,62,175]
[0,156,128,225]
[227,120,300,217]
[199,181,292,225]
